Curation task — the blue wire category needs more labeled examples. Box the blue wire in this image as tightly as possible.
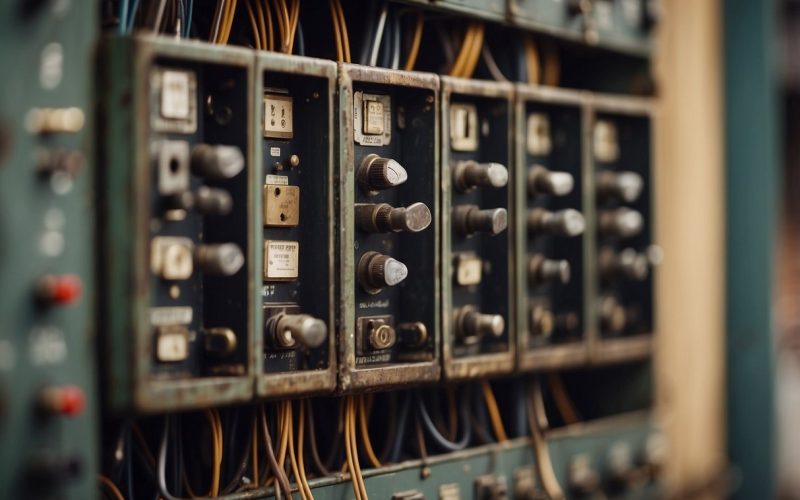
[127,0,141,33]
[296,21,306,56]
[417,389,472,452]
[184,0,194,37]
[389,391,412,462]
[119,0,129,34]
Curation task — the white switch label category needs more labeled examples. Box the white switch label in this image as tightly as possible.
[264,94,293,138]
[264,240,300,280]
[160,70,192,119]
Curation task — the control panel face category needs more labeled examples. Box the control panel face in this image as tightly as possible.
[518,97,586,357]
[592,111,653,339]
[339,67,440,390]
[442,81,514,379]
[101,39,254,411]
[257,56,336,397]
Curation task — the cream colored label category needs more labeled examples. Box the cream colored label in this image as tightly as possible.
[263,94,293,138]
[264,240,300,280]
[156,327,189,362]
[456,254,482,286]
[150,306,193,326]
[160,70,192,119]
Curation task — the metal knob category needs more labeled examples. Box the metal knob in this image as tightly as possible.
[358,154,408,192]
[568,455,600,495]
[454,205,507,236]
[596,171,644,203]
[598,208,644,238]
[397,322,428,348]
[530,304,554,338]
[194,186,233,215]
[527,208,585,237]
[191,144,245,179]
[599,247,649,282]
[368,322,397,350]
[528,254,571,285]
[528,165,575,196]
[357,251,409,294]
[600,296,627,334]
[268,313,327,349]
[204,328,237,356]
[453,161,508,192]
[355,202,431,233]
[194,243,244,276]
[455,306,504,344]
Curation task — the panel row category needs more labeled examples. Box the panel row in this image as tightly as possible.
[99,36,656,412]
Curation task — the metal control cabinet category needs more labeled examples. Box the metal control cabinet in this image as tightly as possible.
[441,77,516,380]
[515,85,590,371]
[337,65,441,391]
[0,1,98,498]
[99,36,256,411]
[255,53,338,398]
[589,95,654,364]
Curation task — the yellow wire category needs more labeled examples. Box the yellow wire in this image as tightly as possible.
[343,397,360,500]
[271,0,287,51]
[245,0,262,49]
[297,400,314,500]
[351,397,368,499]
[450,23,476,77]
[333,0,351,62]
[220,0,239,45]
[480,380,509,442]
[357,395,382,469]
[446,388,458,441]
[462,22,485,78]
[287,0,300,54]
[403,13,424,71]
[285,401,309,500]
[523,33,541,85]
[328,0,343,62]
[98,474,125,500]
[204,410,221,496]
[528,383,565,499]
[547,372,580,424]
[262,0,274,51]
[277,402,290,471]
[252,414,260,487]
[542,40,561,86]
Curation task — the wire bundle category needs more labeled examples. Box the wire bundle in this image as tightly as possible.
[329,0,351,62]
[449,21,485,78]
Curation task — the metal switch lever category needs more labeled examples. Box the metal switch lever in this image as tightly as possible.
[454,205,507,236]
[355,202,432,233]
[527,208,585,237]
[528,165,575,196]
[455,306,504,344]
[596,170,644,203]
[599,247,650,281]
[191,144,245,179]
[358,251,409,294]
[267,313,327,349]
[453,161,508,192]
[528,254,571,285]
[598,208,644,238]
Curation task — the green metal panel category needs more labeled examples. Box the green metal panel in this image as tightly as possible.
[0,1,98,498]
[724,0,779,497]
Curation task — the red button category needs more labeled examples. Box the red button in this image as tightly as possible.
[36,274,81,305]
[38,385,85,417]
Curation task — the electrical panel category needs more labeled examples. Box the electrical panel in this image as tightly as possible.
[338,65,441,391]
[590,96,655,362]
[255,53,338,398]
[441,77,515,379]
[516,86,589,371]
[0,0,667,498]
[0,0,98,498]
[99,37,255,411]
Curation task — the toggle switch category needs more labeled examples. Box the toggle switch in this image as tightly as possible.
[598,208,644,238]
[194,186,233,215]
[527,208,585,237]
[357,154,408,193]
[195,243,244,276]
[355,202,432,233]
[528,165,575,196]
[357,251,409,294]
[530,304,554,338]
[203,327,237,356]
[454,205,507,237]
[596,171,644,203]
[397,322,428,348]
[528,254,571,285]
[598,247,649,282]
[35,274,82,306]
[453,161,508,192]
[266,313,327,349]
[455,306,505,344]
[191,143,245,179]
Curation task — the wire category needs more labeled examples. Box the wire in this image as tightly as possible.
[210,0,225,42]
[357,395,382,469]
[152,0,168,32]
[296,21,306,55]
[377,392,398,463]
[329,0,344,62]
[277,403,289,472]
[481,44,509,82]
[446,387,458,441]
[343,397,361,500]
[541,39,561,86]
[390,11,401,69]
[403,13,424,71]
[184,0,194,36]
[389,391,412,462]
[449,23,475,77]
[297,400,315,498]
[547,372,580,425]
[417,390,472,452]
[287,0,300,54]
[481,380,509,442]
[284,401,309,500]
[462,22,484,78]
[333,0,351,62]
[345,396,368,500]
[118,0,130,34]
[98,474,125,500]
[368,3,389,66]
[245,0,262,49]
[528,381,565,500]
[414,411,428,465]
[205,409,222,496]
[523,33,541,85]
[305,399,330,476]
[251,413,260,486]
[261,405,292,499]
